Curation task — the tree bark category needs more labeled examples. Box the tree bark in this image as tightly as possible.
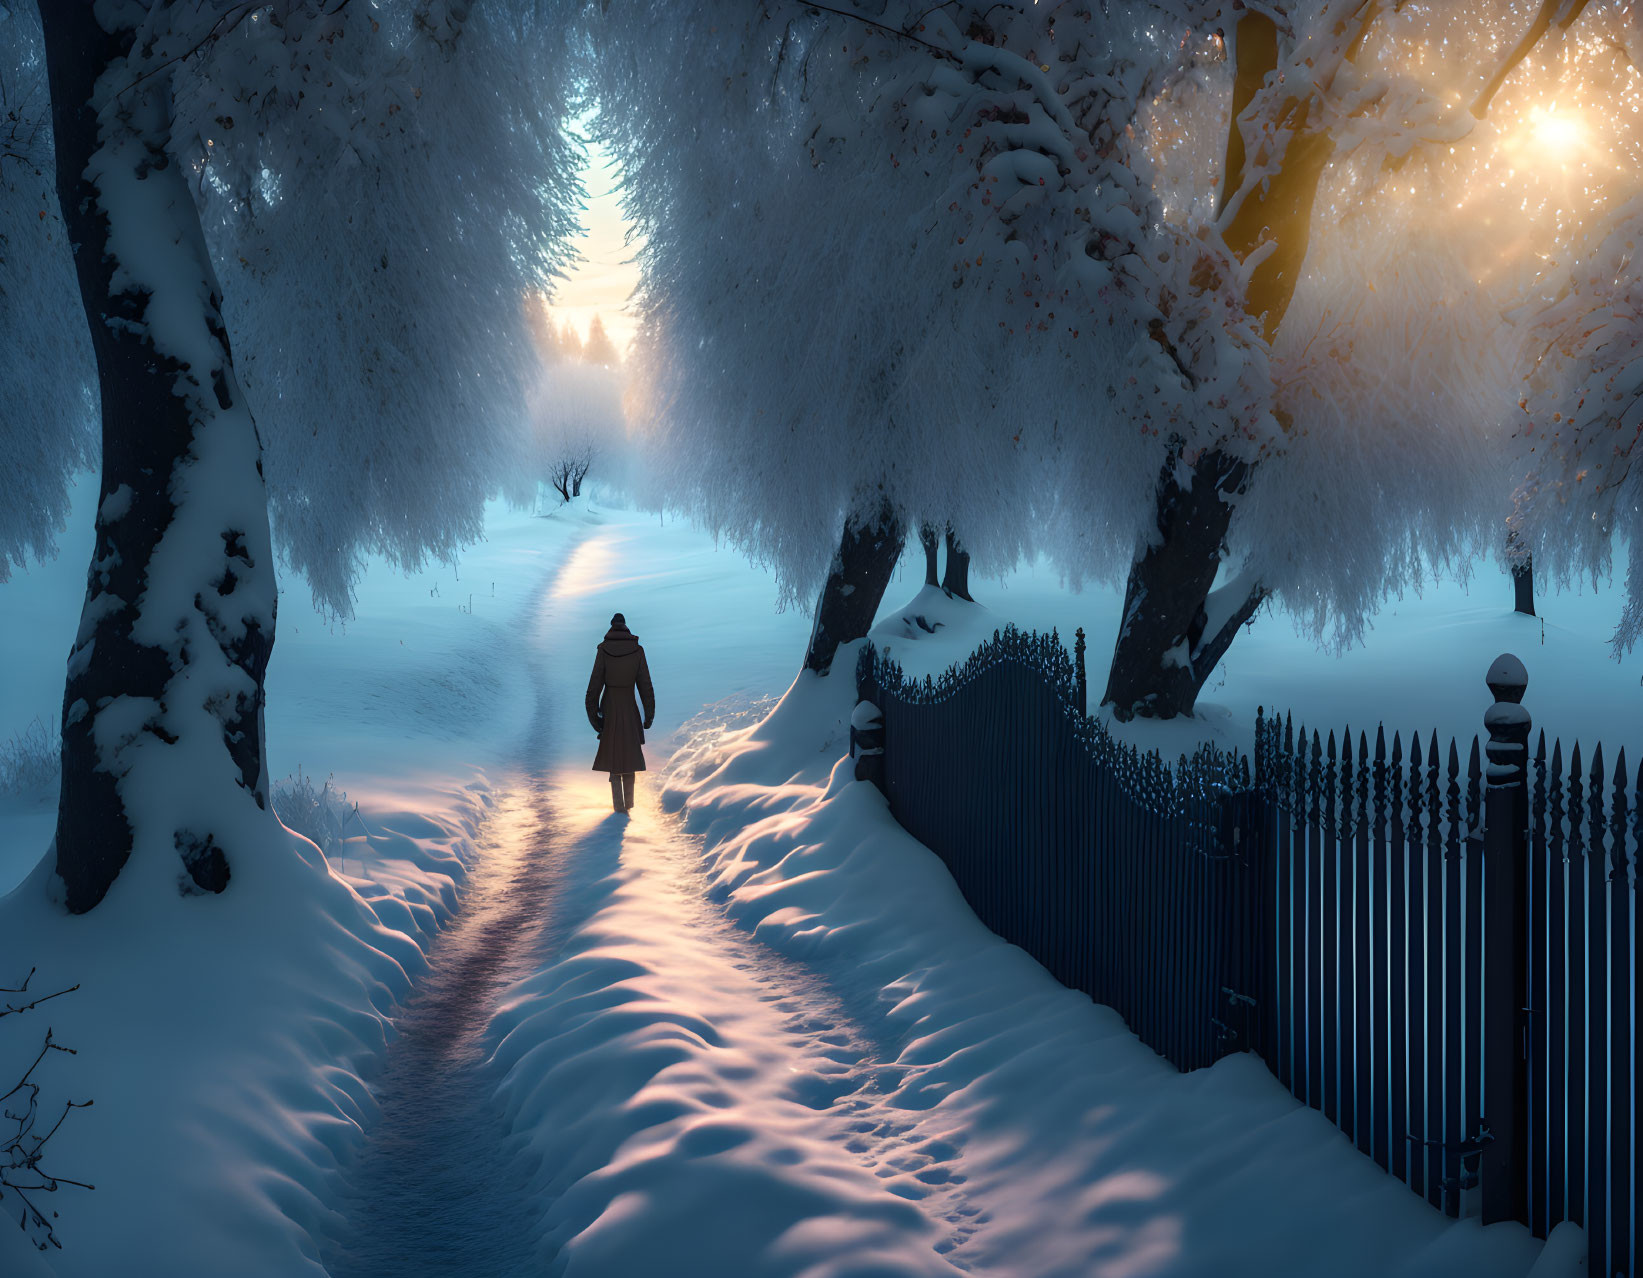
[1512,559,1535,616]
[802,499,905,676]
[1097,8,1342,723]
[941,526,973,602]
[41,7,278,913]
[1219,12,1344,342]
[919,522,940,587]
[1102,451,1267,721]
[1507,529,1536,616]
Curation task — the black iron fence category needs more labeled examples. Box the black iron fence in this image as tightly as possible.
[854,629,1639,1278]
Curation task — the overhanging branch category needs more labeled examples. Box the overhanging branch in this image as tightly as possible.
[1471,0,1593,119]
[787,1,961,62]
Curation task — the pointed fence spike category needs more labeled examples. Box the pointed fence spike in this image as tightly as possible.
[1408,731,1425,834]
[1588,742,1607,861]
[1631,755,1643,877]
[1467,736,1483,827]
[1447,740,1464,846]
[1568,742,1585,859]
[1355,731,1371,830]
[1589,744,1606,839]
[1611,750,1629,873]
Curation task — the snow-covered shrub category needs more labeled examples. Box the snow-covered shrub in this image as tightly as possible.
[270,770,360,856]
[0,719,57,805]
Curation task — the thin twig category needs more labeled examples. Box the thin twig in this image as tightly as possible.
[0,967,36,994]
[2,993,92,1251]
[1,984,80,1020]
[786,0,961,62]
[110,2,260,106]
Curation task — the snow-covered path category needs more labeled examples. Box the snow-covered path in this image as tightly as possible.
[319,536,585,1275]
[486,778,987,1275]
[323,525,979,1275]
[0,500,1579,1275]
[321,765,561,1276]
[310,513,1563,1278]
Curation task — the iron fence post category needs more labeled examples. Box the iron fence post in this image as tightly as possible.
[852,645,887,792]
[1481,653,1530,1226]
[1075,628,1087,717]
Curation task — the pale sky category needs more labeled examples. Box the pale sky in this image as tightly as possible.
[548,129,643,359]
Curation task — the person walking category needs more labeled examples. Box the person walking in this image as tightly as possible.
[585,612,655,813]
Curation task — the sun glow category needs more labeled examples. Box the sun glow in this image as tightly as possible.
[546,117,644,360]
[1523,106,1590,166]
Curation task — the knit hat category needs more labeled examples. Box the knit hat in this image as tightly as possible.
[610,612,627,627]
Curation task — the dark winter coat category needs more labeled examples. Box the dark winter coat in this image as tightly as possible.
[586,623,655,774]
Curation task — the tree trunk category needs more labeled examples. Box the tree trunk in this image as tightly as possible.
[42,9,278,913]
[1507,529,1535,616]
[1095,8,1336,723]
[1102,451,1267,721]
[802,499,905,676]
[941,526,972,601]
[1512,559,1535,616]
[919,523,940,587]
[1219,12,1339,342]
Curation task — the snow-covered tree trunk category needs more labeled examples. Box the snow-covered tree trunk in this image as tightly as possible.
[802,500,905,676]
[919,523,940,588]
[941,527,972,603]
[1507,530,1536,616]
[1103,9,1328,720]
[42,9,277,913]
[1103,451,1267,721]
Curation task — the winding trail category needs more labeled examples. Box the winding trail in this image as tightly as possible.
[322,769,562,1276]
[323,527,980,1276]
[321,548,577,1275]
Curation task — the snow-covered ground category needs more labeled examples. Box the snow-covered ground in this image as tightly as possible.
[2,484,1633,1275]
[0,485,609,1276]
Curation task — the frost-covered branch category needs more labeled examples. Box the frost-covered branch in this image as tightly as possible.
[1471,0,1593,119]
[786,0,959,62]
